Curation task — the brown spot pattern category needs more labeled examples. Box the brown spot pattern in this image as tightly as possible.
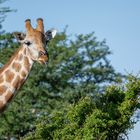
[23,48,27,55]
[12,62,21,72]
[24,57,30,71]
[21,70,27,78]
[18,54,23,61]
[0,85,7,95]
[0,76,4,83]
[5,70,14,83]
[0,46,24,75]
[0,101,5,111]
[12,75,20,89]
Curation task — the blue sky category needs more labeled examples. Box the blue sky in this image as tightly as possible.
[1,0,140,139]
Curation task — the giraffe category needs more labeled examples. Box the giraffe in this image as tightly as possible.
[0,18,57,113]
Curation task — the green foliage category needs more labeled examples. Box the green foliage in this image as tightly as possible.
[23,76,140,140]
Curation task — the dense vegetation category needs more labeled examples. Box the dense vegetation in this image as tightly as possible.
[0,1,140,140]
[23,77,140,140]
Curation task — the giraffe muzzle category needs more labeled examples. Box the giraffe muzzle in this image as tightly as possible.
[38,50,49,65]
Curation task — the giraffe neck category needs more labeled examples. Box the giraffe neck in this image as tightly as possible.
[0,45,34,112]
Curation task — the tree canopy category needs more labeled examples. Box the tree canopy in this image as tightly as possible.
[23,76,140,140]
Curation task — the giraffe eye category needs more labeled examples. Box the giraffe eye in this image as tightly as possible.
[24,41,32,46]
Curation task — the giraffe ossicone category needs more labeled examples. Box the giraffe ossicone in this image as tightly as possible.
[0,18,57,113]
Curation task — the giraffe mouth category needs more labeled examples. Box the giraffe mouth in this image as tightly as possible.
[38,56,49,65]
[38,60,47,64]
[37,50,49,65]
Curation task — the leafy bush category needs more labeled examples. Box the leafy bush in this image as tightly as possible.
[23,76,140,140]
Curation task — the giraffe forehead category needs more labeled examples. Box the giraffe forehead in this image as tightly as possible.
[27,30,45,42]
[26,32,46,51]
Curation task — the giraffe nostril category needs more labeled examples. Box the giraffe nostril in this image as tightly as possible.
[39,51,49,57]
[39,51,45,56]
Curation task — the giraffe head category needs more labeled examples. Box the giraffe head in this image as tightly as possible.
[14,18,57,64]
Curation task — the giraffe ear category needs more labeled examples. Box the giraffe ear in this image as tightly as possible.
[45,29,57,44]
[13,32,26,42]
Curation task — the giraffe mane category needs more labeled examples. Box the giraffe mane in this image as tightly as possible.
[0,45,23,74]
